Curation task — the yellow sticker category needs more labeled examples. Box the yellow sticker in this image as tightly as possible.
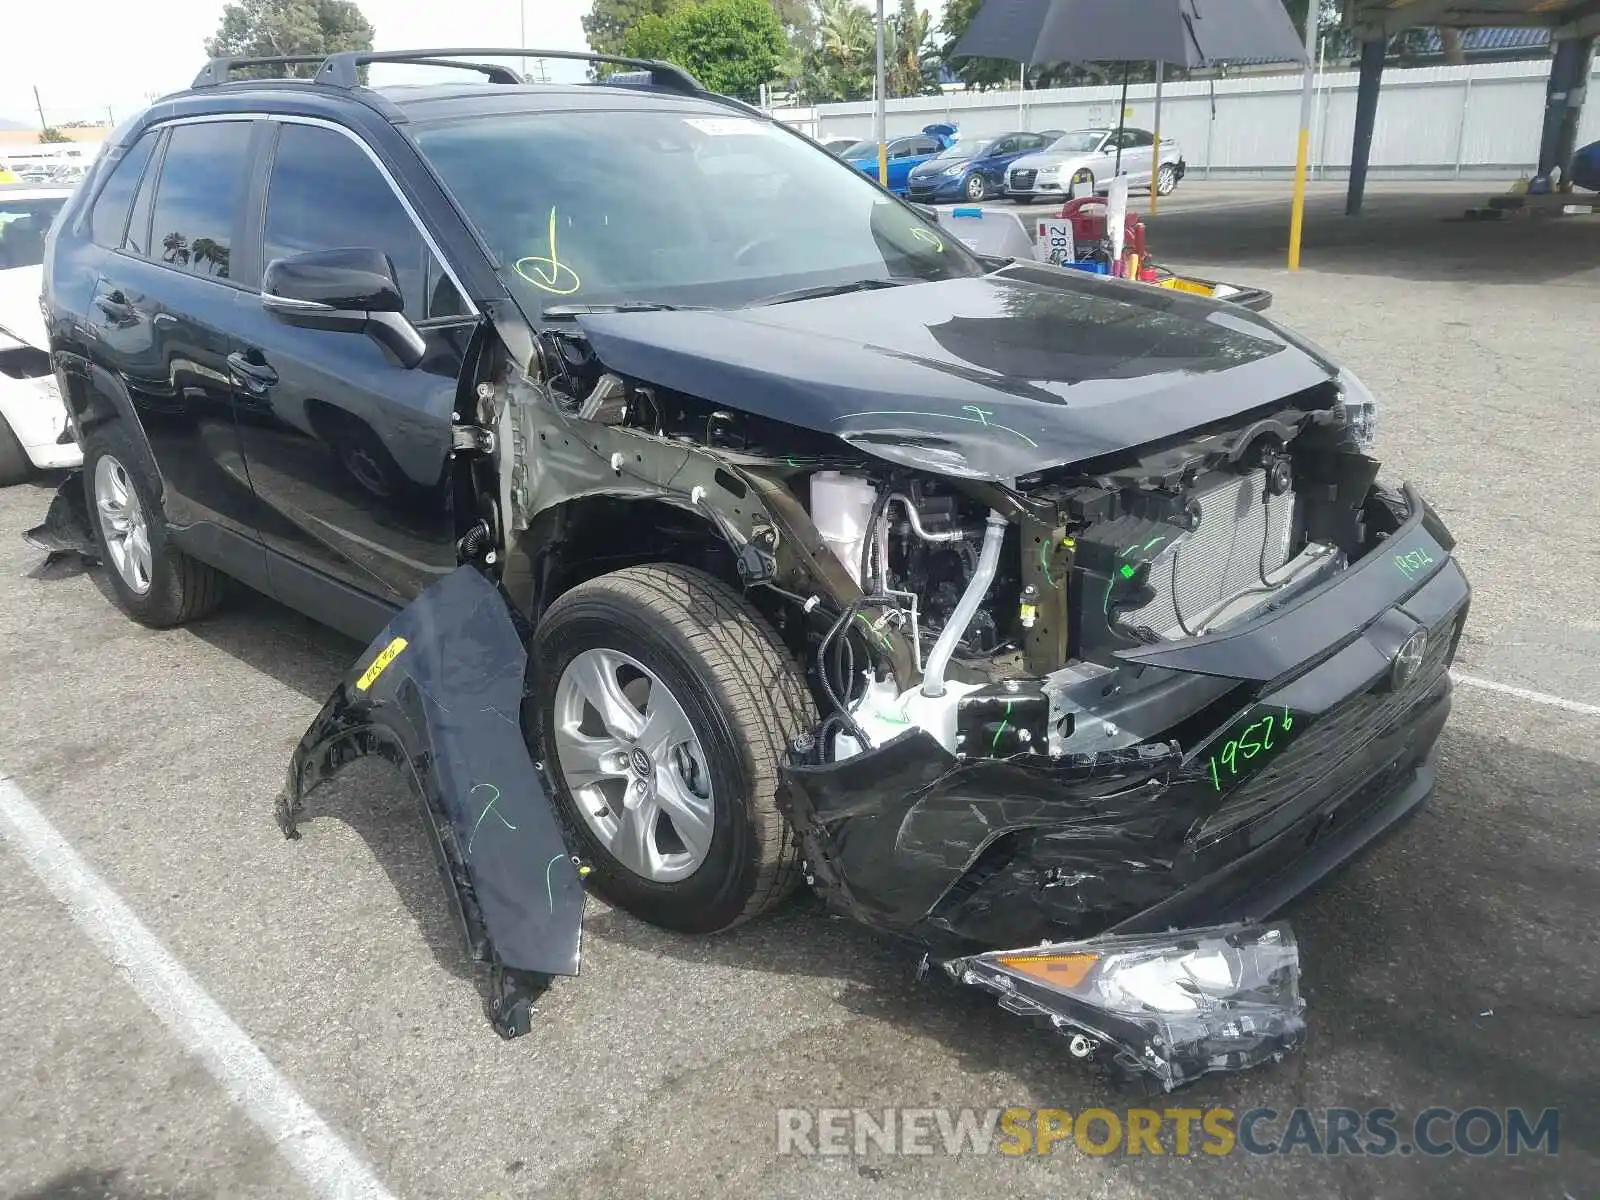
[356,636,408,692]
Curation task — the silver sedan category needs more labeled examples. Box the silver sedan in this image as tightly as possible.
[1004,127,1185,202]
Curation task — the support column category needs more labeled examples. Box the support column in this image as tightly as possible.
[1538,35,1595,180]
[1346,37,1387,216]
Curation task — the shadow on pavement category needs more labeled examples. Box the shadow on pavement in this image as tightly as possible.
[1148,187,1600,287]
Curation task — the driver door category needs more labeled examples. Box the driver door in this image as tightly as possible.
[226,119,477,622]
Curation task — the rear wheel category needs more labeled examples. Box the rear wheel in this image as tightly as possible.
[0,417,29,486]
[534,563,815,933]
[1156,163,1178,196]
[82,426,226,627]
[964,173,988,201]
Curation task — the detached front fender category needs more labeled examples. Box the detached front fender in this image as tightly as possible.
[280,565,584,1037]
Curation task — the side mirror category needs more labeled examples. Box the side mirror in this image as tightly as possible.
[261,248,425,369]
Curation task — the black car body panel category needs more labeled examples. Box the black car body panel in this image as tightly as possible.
[281,564,585,1035]
[578,263,1337,481]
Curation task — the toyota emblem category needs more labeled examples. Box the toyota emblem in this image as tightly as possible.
[1390,628,1428,691]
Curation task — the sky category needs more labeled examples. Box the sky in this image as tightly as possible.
[4,0,939,131]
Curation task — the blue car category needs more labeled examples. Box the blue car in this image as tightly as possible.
[841,123,957,195]
[905,131,1057,204]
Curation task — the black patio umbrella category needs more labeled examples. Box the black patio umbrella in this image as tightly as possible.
[953,0,1307,175]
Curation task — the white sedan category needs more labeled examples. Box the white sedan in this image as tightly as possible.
[0,185,78,486]
[1004,128,1185,203]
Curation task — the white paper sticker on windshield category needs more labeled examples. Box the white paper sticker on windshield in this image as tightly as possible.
[685,117,769,137]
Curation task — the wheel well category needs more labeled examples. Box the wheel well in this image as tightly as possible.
[508,495,742,621]
[504,493,822,703]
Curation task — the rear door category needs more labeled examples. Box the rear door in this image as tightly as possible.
[84,118,266,540]
[227,118,477,608]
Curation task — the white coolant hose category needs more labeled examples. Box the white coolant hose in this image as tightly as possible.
[921,510,1008,698]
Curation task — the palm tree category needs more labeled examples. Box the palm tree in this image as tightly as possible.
[818,0,872,69]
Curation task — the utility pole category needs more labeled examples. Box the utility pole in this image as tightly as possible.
[33,86,48,134]
[874,0,887,186]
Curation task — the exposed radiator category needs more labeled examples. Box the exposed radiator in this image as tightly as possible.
[1122,470,1296,639]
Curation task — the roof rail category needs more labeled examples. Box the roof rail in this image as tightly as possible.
[192,55,327,88]
[310,48,704,94]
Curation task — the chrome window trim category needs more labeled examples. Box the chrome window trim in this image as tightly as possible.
[145,111,478,316]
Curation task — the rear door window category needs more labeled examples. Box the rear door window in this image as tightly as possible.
[88,131,158,250]
[148,121,253,280]
[262,122,462,322]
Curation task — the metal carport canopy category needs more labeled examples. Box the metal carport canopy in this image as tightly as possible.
[1341,0,1599,216]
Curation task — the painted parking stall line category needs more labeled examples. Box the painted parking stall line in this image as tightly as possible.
[1450,671,1600,718]
[0,776,396,1200]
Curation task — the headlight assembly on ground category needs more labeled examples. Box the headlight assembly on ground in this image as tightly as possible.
[944,922,1305,1091]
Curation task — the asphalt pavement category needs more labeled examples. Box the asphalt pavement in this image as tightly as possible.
[0,181,1595,1200]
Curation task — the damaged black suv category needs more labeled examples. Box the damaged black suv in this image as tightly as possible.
[37,49,1468,1088]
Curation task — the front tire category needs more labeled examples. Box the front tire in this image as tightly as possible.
[1156,163,1178,196]
[964,173,988,202]
[533,564,816,934]
[82,425,226,627]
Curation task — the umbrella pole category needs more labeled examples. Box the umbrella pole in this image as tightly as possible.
[1115,62,1129,176]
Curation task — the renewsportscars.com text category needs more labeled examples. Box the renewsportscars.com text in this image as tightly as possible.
[775,1106,1560,1158]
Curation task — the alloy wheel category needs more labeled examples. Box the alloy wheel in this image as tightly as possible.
[94,454,153,595]
[553,647,715,883]
[965,173,987,201]
[1157,164,1177,196]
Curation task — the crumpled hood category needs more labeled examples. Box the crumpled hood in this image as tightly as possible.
[577,264,1338,480]
[0,265,46,351]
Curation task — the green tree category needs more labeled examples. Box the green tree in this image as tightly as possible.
[583,0,678,57]
[800,0,873,102]
[38,127,71,144]
[205,0,373,77]
[622,0,786,99]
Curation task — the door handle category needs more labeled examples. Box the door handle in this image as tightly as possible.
[94,291,132,321]
[227,351,279,394]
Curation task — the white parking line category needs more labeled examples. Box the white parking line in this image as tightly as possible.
[0,776,396,1200]
[1451,671,1600,718]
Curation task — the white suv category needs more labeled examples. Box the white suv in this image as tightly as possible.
[0,185,79,485]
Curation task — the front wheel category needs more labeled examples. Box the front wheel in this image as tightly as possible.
[1156,163,1178,196]
[533,564,816,934]
[964,173,988,201]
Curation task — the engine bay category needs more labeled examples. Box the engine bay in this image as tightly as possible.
[790,390,1382,766]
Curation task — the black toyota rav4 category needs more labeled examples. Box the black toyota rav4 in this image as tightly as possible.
[37,49,1468,1088]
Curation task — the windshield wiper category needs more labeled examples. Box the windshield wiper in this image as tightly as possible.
[540,302,699,318]
[752,278,911,307]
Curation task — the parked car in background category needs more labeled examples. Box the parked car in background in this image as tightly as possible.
[0,185,79,484]
[841,123,957,195]
[1005,127,1185,202]
[906,130,1055,203]
[820,137,858,156]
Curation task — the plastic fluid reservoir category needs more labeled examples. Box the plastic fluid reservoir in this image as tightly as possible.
[810,471,877,584]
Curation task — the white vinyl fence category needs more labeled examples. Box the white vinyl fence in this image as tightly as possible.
[775,59,1600,181]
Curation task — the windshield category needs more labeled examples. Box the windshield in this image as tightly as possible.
[0,196,68,270]
[414,110,982,316]
[839,139,878,159]
[932,138,993,162]
[1048,131,1104,153]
